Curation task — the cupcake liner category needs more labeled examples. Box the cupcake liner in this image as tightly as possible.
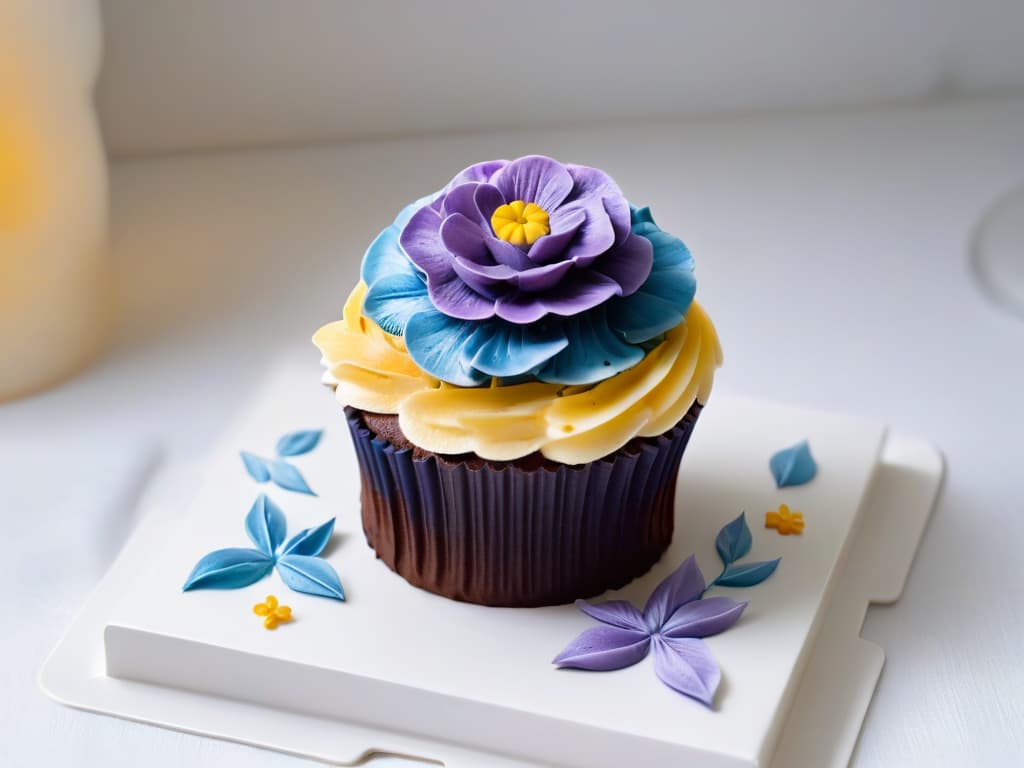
[344,405,702,607]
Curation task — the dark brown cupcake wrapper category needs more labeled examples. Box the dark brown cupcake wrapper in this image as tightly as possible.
[345,404,702,607]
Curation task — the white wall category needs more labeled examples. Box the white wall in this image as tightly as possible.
[97,0,1024,157]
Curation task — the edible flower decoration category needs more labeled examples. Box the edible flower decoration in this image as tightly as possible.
[553,514,779,707]
[241,429,323,496]
[253,594,293,630]
[183,494,345,600]
[766,504,805,535]
[360,155,697,386]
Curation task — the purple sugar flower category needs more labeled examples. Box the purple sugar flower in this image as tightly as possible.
[553,555,747,707]
[399,155,654,325]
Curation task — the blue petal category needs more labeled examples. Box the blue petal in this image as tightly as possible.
[282,518,336,557]
[269,460,316,496]
[537,305,644,385]
[277,554,345,600]
[607,207,696,344]
[363,270,433,337]
[715,559,781,588]
[715,513,752,567]
[462,320,568,378]
[405,309,491,386]
[182,548,274,591]
[770,440,818,487]
[240,451,271,483]
[275,429,323,457]
[361,197,430,287]
[245,493,288,555]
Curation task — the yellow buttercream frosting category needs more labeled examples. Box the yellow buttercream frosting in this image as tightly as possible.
[314,283,722,465]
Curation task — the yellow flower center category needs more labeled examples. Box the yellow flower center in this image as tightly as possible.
[490,200,550,246]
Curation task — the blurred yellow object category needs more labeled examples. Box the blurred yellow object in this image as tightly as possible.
[0,1,108,401]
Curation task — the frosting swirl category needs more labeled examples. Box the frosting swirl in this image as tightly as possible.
[314,283,721,465]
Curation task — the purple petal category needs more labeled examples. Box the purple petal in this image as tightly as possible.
[527,206,585,264]
[442,183,488,225]
[426,271,496,320]
[446,159,507,189]
[440,212,490,264]
[651,636,721,707]
[567,165,632,243]
[493,292,548,324]
[576,599,646,631]
[662,597,748,639]
[591,233,654,297]
[474,183,506,222]
[532,270,621,316]
[486,235,534,271]
[517,260,574,293]
[643,555,706,631]
[493,155,573,212]
[400,204,452,278]
[553,626,651,671]
[452,256,516,297]
[559,200,617,267]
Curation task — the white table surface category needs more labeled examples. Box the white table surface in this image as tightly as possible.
[4,95,1023,767]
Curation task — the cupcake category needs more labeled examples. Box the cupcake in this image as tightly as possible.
[313,156,721,607]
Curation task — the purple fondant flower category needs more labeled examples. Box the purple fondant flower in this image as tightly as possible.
[553,513,781,707]
[399,156,654,325]
[553,556,746,707]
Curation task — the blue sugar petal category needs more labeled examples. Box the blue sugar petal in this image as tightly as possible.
[405,309,491,386]
[537,306,644,385]
[240,451,271,483]
[360,196,430,287]
[282,518,336,558]
[182,548,274,591]
[715,513,753,567]
[275,429,323,457]
[363,270,434,337]
[462,320,568,379]
[277,554,345,600]
[244,493,287,555]
[715,559,781,588]
[268,460,316,496]
[770,440,818,488]
[608,207,696,344]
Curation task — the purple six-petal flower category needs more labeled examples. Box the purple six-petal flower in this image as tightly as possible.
[399,156,654,325]
[552,555,748,708]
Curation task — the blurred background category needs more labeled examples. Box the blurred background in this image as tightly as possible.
[3,1,1024,767]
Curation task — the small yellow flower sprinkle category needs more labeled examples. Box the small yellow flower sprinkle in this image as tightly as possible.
[252,594,294,630]
[765,504,805,535]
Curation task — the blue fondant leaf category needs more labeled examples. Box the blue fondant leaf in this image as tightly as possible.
[182,548,274,591]
[244,493,287,555]
[275,429,323,457]
[268,460,316,496]
[282,518,335,557]
[277,554,345,600]
[715,559,781,588]
[715,512,753,567]
[770,440,817,488]
[240,451,271,483]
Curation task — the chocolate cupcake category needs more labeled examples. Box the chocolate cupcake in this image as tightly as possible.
[314,156,722,607]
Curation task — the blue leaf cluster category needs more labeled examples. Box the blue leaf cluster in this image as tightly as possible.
[240,429,322,495]
[709,513,780,590]
[183,493,344,600]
